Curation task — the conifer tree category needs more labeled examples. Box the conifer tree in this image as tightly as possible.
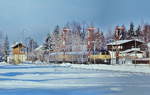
[128,22,135,39]
[44,33,54,51]
[2,35,9,62]
[52,25,61,52]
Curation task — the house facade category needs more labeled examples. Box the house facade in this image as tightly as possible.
[107,39,145,59]
[12,43,27,64]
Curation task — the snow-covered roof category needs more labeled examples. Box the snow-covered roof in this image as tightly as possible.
[11,42,25,48]
[50,51,88,55]
[147,42,150,48]
[67,51,88,55]
[121,48,143,54]
[35,45,45,51]
[50,52,64,55]
[107,39,144,46]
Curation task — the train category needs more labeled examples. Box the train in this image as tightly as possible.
[49,50,111,64]
[88,50,111,64]
[49,52,88,64]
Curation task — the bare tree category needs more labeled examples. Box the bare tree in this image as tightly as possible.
[25,37,38,61]
[143,24,150,42]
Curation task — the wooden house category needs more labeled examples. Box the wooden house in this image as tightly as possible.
[12,43,27,64]
[107,39,145,59]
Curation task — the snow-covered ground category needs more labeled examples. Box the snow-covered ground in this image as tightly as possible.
[59,63,150,73]
[0,63,150,95]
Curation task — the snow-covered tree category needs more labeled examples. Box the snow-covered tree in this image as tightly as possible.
[128,22,135,39]
[52,25,62,52]
[105,28,114,43]
[28,39,38,52]
[135,25,143,40]
[43,33,54,51]
[94,29,106,51]
[143,24,150,42]
[80,26,86,41]
[127,23,143,40]
[53,25,60,36]
[99,32,106,50]
[25,37,38,52]
[24,37,38,61]
[2,35,9,62]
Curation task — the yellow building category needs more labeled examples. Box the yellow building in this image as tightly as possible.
[12,43,27,64]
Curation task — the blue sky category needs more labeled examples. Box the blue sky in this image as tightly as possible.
[0,0,150,44]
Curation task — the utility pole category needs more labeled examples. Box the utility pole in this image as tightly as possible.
[115,26,119,64]
[134,39,137,66]
[31,39,34,63]
[93,41,96,64]
[115,26,124,64]
[148,44,150,67]
[82,42,83,64]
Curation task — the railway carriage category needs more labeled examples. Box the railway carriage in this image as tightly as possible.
[49,50,111,64]
[49,52,88,64]
[88,50,111,64]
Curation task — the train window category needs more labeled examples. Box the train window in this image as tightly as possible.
[101,52,105,55]
[106,51,110,55]
[104,51,109,55]
[101,51,109,55]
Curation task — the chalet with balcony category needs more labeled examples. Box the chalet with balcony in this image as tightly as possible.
[107,39,145,59]
[12,42,26,64]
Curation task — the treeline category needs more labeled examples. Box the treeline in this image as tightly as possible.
[42,22,150,53]
[108,22,150,42]
[43,22,106,53]
[2,21,150,63]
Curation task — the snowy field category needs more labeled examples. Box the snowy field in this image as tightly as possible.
[59,63,150,73]
[0,63,150,95]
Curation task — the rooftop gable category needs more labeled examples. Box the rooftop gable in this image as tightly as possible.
[11,42,26,48]
[107,39,144,46]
